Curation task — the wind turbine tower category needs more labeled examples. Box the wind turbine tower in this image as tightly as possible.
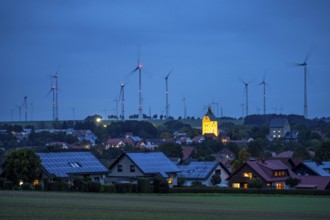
[259,78,266,115]
[164,69,173,119]
[183,97,187,119]
[52,72,59,121]
[294,53,310,118]
[23,96,28,121]
[119,83,125,120]
[242,81,249,117]
[133,58,143,120]
[48,80,56,121]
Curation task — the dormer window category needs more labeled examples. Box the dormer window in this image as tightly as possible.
[274,170,285,177]
[69,162,81,168]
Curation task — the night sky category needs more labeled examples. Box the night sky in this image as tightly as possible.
[1,0,330,121]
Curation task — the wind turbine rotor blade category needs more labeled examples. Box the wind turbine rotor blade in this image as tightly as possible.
[166,69,174,79]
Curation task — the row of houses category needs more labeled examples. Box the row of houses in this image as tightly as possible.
[34,151,330,190]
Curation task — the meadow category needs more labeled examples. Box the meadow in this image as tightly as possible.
[1,190,329,220]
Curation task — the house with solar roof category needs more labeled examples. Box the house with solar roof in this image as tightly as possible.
[293,161,330,176]
[177,161,230,187]
[108,152,180,187]
[37,151,109,185]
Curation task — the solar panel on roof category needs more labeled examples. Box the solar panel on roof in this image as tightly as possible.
[126,152,179,178]
[178,162,218,179]
[38,152,108,178]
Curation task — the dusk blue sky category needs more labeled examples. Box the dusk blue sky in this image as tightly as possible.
[1,0,330,121]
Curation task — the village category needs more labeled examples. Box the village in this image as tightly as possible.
[1,107,330,193]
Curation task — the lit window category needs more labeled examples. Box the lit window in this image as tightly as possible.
[130,165,135,172]
[273,131,275,133]
[243,172,252,179]
[232,183,240,188]
[273,135,276,138]
[278,135,281,138]
[276,183,284,189]
[33,180,39,186]
[117,164,123,172]
[274,171,285,177]
[168,177,173,184]
[243,183,248,189]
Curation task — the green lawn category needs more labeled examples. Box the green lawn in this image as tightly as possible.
[1,191,329,219]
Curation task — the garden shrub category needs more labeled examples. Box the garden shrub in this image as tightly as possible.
[115,183,133,193]
[34,184,43,191]
[102,185,116,193]
[137,178,151,193]
[47,182,59,191]
[21,183,32,191]
[153,177,169,193]
[3,181,13,190]
[87,181,101,192]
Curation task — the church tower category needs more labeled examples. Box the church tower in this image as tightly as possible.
[202,106,219,137]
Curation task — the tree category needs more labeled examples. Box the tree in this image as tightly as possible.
[248,139,265,157]
[292,146,310,160]
[285,177,300,189]
[248,177,263,188]
[156,143,182,158]
[211,173,221,185]
[232,148,251,172]
[314,141,330,162]
[2,149,41,185]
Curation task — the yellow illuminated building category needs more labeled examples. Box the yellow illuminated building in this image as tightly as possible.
[202,107,218,137]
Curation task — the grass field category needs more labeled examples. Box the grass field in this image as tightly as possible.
[1,191,329,220]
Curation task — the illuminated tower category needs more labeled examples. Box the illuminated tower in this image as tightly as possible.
[202,106,219,137]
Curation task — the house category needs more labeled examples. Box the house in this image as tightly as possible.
[181,146,195,161]
[269,118,291,140]
[202,107,219,137]
[37,151,109,185]
[177,161,230,187]
[284,131,299,142]
[193,135,205,144]
[293,161,330,177]
[228,159,297,189]
[106,138,126,149]
[108,152,180,187]
[176,137,193,145]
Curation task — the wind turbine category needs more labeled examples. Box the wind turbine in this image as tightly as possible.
[293,52,311,118]
[164,69,173,119]
[182,97,187,119]
[259,77,267,115]
[23,96,28,121]
[242,80,249,117]
[132,55,143,120]
[52,72,59,121]
[48,80,56,121]
[119,83,126,120]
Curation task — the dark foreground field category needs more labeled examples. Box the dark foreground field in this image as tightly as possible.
[1,191,330,220]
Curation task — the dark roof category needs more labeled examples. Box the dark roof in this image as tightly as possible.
[181,146,194,161]
[204,106,217,121]
[269,118,289,128]
[110,152,180,178]
[38,152,109,178]
[177,162,218,180]
[229,159,296,182]
[296,176,330,190]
